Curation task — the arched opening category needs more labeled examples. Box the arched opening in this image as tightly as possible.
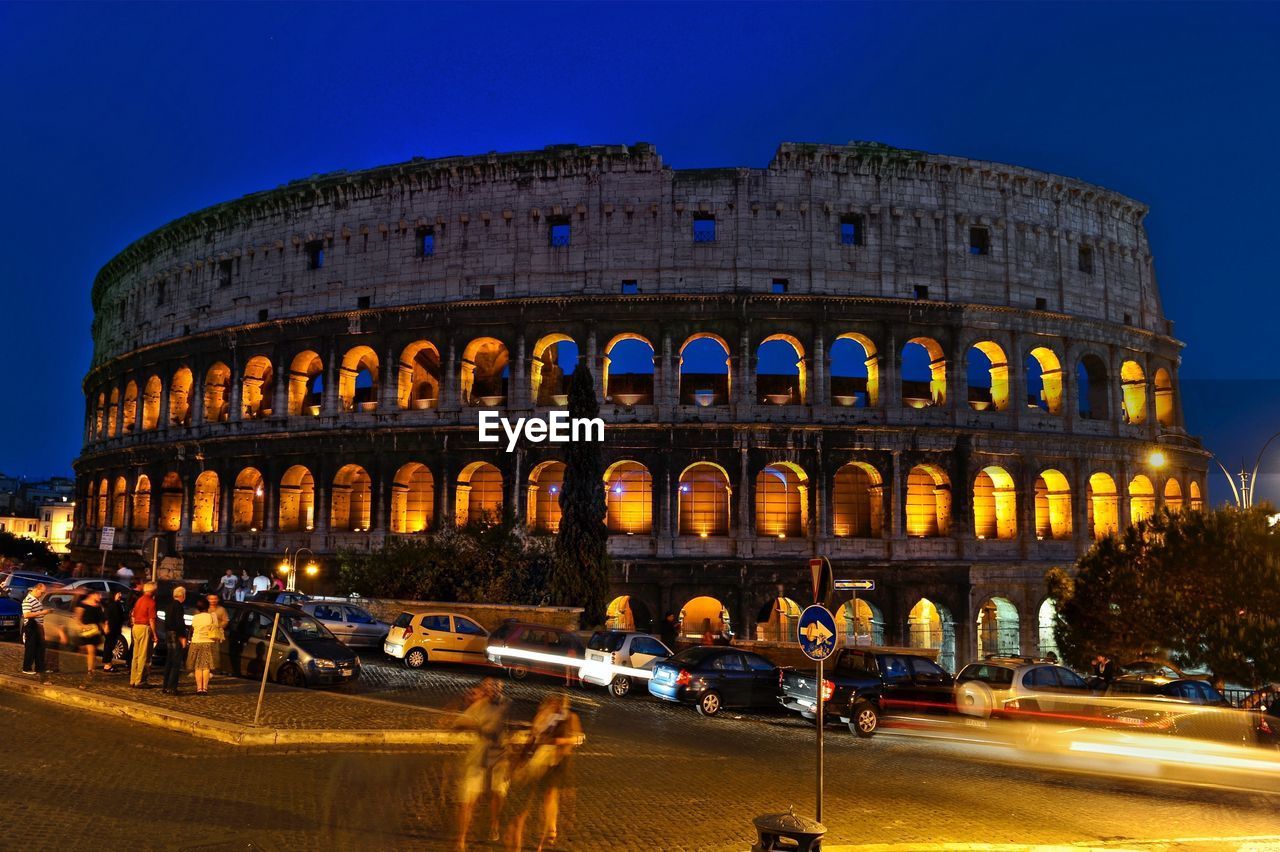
[756,596,801,642]
[754,463,808,538]
[192,471,220,533]
[605,596,654,632]
[232,468,266,532]
[461,338,510,406]
[902,337,946,408]
[1189,480,1204,512]
[278,466,316,533]
[339,346,380,412]
[1034,469,1073,540]
[1077,355,1109,420]
[202,363,231,423]
[141,375,162,431]
[122,381,138,432]
[908,598,955,671]
[527,461,566,534]
[977,597,1021,657]
[159,472,182,532]
[94,392,105,439]
[390,462,434,533]
[95,478,108,527]
[906,464,951,537]
[678,596,730,639]
[1087,472,1119,540]
[110,477,127,528]
[331,464,372,531]
[1026,347,1064,414]
[830,333,879,407]
[456,462,503,526]
[603,334,654,405]
[756,335,806,405]
[85,481,96,528]
[241,356,274,419]
[531,334,579,406]
[1129,474,1155,524]
[106,388,120,437]
[973,466,1017,540]
[397,341,441,410]
[604,460,652,535]
[1038,598,1060,660]
[967,341,1009,411]
[1154,367,1175,428]
[1164,478,1184,513]
[131,475,151,531]
[832,462,884,538]
[678,462,731,536]
[678,334,730,407]
[170,367,193,427]
[287,350,324,416]
[835,599,885,646]
[1120,360,1147,425]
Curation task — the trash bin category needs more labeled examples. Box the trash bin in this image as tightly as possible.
[751,806,826,851]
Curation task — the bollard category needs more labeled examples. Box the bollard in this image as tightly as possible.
[751,806,826,852]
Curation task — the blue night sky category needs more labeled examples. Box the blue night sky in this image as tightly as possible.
[2,2,1278,502]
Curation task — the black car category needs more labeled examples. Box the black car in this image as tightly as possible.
[485,621,586,681]
[1106,675,1230,706]
[780,648,955,737]
[648,646,780,716]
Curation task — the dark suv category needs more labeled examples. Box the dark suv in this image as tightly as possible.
[780,648,954,737]
[484,621,586,681]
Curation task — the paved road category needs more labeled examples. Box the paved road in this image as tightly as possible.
[4,648,1280,851]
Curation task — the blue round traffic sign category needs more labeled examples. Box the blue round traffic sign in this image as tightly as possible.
[797,604,837,661]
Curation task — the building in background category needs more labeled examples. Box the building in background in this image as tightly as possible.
[0,501,74,553]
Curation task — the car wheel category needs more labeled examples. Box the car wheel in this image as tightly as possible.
[697,690,722,717]
[956,682,993,719]
[508,665,529,681]
[276,663,305,688]
[404,648,427,669]
[111,636,130,664]
[848,700,879,738]
[609,675,632,698]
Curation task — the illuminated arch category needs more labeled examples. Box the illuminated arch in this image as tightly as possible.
[908,598,955,672]
[527,460,566,534]
[1120,360,1147,425]
[1038,598,1060,659]
[95,478,108,527]
[906,464,951,537]
[192,471,220,533]
[241,355,274,420]
[977,597,1021,657]
[461,337,510,406]
[339,346,380,412]
[122,381,138,432]
[110,477,127,528]
[678,333,731,406]
[678,595,730,639]
[902,337,947,408]
[1163,477,1184,513]
[397,341,441,410]
[605,595,654,632]
[1189,480,1203,511]
[131,475,151,531]
[832,462,884,538]
[391,462,434,533]
[835,598,885,646]
[94,392,105,439]
[531,334,578,406]
[1077,354,1110,420]
[1129,474,1155,524]
[1087,472,1119,540]
[1153,367,1175,428]
[141,375,162,431]
[678,462,731,536]
[331,464,372,531]
[1033,469,1073,540]
[106,388,120,437]
[159,472,182,532]
[967,341,1009,411]
[831,332,880,407]
[756,596,802,642]
[972,466,1017,540]
[754,462,809,538]
[603,334,654,405]
[1026,347,1064,414]
[202,362,231,423]
[278,465,315,533]
[232,467,266,532]
[169,367,193,427]
[456,461,503,526]
[756,334,807,405]
[287,350,324,416]
[604,460,652,535]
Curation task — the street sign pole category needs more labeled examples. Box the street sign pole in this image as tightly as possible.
[797,602,836,826]
[816,654,824,823]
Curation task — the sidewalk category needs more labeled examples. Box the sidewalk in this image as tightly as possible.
[0,642,468,747]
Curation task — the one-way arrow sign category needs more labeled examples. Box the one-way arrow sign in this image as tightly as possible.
[834,579,875,592]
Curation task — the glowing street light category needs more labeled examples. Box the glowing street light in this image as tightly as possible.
[279,546,318,592]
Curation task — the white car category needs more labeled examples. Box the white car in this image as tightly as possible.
[955,657,1091,719]
[579,630,673,697]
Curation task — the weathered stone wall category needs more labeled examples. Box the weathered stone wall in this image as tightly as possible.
[356,599,583,632]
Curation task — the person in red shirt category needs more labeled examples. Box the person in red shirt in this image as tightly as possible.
[129,582,158,688]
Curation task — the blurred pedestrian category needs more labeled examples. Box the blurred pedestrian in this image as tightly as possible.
[207,593,229,672]
[189,597,216,695]
[20,582,48,679]
[129,582,158,688]
[700,617,715,646]
[454,678,510,850]
[74,589,105,688]
[508,693,583,851]
[218,569,238,602]
[161,586,188,694]
[102,590,127,673]
[658,612,677,649]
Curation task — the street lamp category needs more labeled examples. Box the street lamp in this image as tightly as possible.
[278,546,319,592]
[1205,430,1280,509]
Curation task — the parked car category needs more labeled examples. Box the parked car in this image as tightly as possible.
[384,611,490,668]
[0,595,20,639]
[779,648,955,737]
[63,578,134,598]
[246,590,310,607]
[300,601,389,649]
[221,602,360,687]
[648,646,781,716]
[580,630,673,697]
[954,657,1091,719]
[1120,657,1187,679]
[485,621,586,681]
[1,572,61,600]
[1106,675,1231,706]
[43,589,192,665]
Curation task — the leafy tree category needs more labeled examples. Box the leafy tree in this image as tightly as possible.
[1050,505,1280,688]
[0,530,59,571]
[548,362,611,627]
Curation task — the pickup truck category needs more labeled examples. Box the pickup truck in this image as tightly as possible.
[779,647,955,737]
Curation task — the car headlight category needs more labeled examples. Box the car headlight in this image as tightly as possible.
[312,658,336,669]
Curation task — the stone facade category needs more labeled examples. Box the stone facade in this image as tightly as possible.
[74,142,1207,669]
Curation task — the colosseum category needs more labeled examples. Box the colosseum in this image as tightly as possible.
[74,141,1207,668]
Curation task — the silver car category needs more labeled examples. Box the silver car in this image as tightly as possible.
[301,601,389,649]
[955,657,1091,719]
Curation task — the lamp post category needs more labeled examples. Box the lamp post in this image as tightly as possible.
[278,547,319,592]
[1200,430,1280,509]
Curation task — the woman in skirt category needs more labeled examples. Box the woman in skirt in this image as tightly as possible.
[188,597,216,694]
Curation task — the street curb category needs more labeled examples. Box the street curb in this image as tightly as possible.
[0,673,470,747]
[822,837,1280,851]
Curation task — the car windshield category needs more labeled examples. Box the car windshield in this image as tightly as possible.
[589,632,628,652]
[282,614,333,641]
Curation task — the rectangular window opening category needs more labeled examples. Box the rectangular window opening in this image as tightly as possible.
[306,240,325,270]
[692,215,717,243]
[218,259,234,288]
[478,284,496,300]
[356,296,371,310]
[914,285,930,300]
[968,227,990,256]
[156,279,167,306]
[417,227,435,257]
[621,280,639,295]
[549,219,571,248]
[1078,244,1094,274]
[771,278,789,295]
[258,309,269,322]
[840,214,864,246]
[1035,297,1048,311]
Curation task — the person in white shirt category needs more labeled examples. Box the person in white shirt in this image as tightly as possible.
[115,565,135,585]
[252,571,271,594]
